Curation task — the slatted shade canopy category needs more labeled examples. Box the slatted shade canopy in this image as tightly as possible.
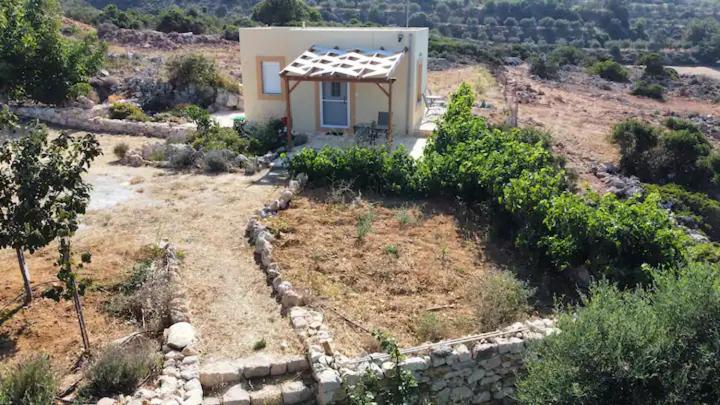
[280,46,406,82]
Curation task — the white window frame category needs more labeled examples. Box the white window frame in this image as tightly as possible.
[319,81,350,129]
[261,61,282,95]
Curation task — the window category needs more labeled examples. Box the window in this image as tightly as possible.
[331,82,341,97]
[261,61,281,95]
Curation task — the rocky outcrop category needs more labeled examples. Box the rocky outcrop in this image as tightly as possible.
[97,24,232,50]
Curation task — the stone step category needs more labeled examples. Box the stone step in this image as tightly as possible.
[203,377,316,405]
[200,354,310,390]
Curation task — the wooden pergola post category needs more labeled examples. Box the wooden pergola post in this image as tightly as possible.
[387,81,393,146]
[283,75,293,151]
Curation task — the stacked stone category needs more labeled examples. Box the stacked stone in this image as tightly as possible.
[335,319,557,405]
[9,105,195,139]
[199,355,313,404]
[98,243,202,405]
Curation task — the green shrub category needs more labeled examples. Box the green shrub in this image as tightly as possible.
[663,117,700,133]
[81,341,160,399]
[203,150,234,173]
[517,262,720,404]
[113,142,129,160]
[415,312,450,342]
[108,102,148,122]
[646,183,720,241]
[587,60,629,82]
[611,119,716,190]
[528,55,559,79]
[631,81,665,100]
[548,45,587,66]
[470,270,534,331]
[356,209,375,240]
[384,244,399,258]
[0,355,56,405]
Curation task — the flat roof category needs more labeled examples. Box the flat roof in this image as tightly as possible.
[239,26,428,33]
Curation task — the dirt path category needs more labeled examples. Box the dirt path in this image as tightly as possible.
[0,132,302,371]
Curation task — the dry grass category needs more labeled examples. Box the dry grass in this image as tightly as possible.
[0,132,302,375]
[264,190,518,354]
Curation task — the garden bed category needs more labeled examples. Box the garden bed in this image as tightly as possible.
[263,188,533,355]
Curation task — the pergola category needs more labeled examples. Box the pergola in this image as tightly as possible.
[279,45,406,149]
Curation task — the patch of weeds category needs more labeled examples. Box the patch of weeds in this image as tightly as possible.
[79,339,161,400]
[113,142,129,160]
[0,355,56,405]
[384,244,399,258]
[415,312,451,343]
[267,218,291,237]
[470,270,535,331]
[395,207,417,227]
[252,339,267,351]
[356,208,375,241]
[438,242,450,270]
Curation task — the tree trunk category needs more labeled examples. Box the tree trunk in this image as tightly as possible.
[15,248,32,305]
[71,280,90,352]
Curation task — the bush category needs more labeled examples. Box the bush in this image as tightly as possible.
[611,119,716,190]
[1,0,106,105]
[113,142,129,160]
[470,270,534,331]
[663,117,700,133]
[0,355,56,405]
[646,183,720,241]
[587,60,629,82]
[166,54,228,107]
[548,45,587,66]
[517,263,720,404]
[415,313,450,342]
[81,341,160,399]
[166,144,197,169]
[108,102,148,122]
[631,81,664,100]
[203,150,234,173]
[528,55,559,79]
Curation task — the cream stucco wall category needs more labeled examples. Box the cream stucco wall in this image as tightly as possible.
[239,27,428,137]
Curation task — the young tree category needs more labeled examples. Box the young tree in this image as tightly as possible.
[0,116,101,305]
[47,239,92,351]
[0,0,105,105]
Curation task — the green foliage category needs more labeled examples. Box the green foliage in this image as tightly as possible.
[471,270,534,331]
[94,4,153,29]
[0,355,56,405]
[251,0,321,26]
[414,312,449,342]
[638,52,667,78]
[80,341,160,399]
[646,183,720,241]
[529,55,559,79]
[517,262,720,404]
[611,119,718,190]
[346,331,419,405]
[587,60,629,82]
[165,54,234,107]
[156,6,215,34]
[356,209,375,240]
[663,117,700,133]
[252,338,267,351]
[0,0,106,104]
[548,45,587,66]
[203,150,233,173]
[108,102,148,121]
[0,120,101,254]
[631,81,664,100]
[384,244,399,258]
[287,146,419,196]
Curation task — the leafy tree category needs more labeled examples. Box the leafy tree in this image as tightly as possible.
[0,116,101,304]
[156,7,215,34]
[517,262,720,404]
[251,0,321,26]
[587,59,629,82]
[0,0,106,105]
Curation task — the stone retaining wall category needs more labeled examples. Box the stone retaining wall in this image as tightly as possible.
[244,172,559,404]
[9,105,195,139]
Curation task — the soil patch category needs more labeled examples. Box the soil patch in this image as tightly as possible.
[264,189,520,355]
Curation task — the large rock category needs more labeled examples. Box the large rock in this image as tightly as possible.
[281,381,313,404]
[166,322,197,350]
[241,354,271,379]
[200,360,243,388]
[223,384,250,405]
[249,384,282,404]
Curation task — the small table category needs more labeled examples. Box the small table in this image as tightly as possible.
[353,122,387,146]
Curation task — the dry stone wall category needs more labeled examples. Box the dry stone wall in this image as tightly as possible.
[8,105,195,139]
[244,172,559,405]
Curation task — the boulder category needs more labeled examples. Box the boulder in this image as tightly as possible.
[281,380,313,404]
[199,360,242,388]
[222,384,250,405]
[165,322,197,350]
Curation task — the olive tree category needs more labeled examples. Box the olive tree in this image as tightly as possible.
[0,116,101,305]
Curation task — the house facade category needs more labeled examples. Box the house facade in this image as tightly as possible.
[239,27,429,139]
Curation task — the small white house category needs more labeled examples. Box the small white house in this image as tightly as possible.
[239,26,429,142]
